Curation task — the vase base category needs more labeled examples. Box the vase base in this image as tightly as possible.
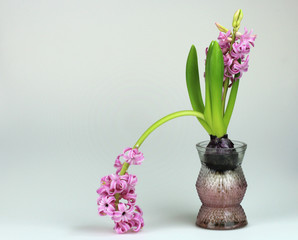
[196,205,247,230]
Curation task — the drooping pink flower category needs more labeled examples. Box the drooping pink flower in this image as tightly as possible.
[122,148,144,165]
[129,205,144,232]
[113,205,144,233]
[96,185,110,200]
[112,203,135,223]
[98,148,145,234]
[129,212,144,232]
[109,174,128,194]
[114,148,144,174]
[134,205,143,215]
[114,154,123,174]
[126,174,138,188]
[122,187,137,205]
[100,175,112,186]
[98,196,115,216]
[114,221,131,234]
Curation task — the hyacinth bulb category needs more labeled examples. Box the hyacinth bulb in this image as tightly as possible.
[204,135,238,171]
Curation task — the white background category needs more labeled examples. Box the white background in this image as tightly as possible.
[0,0,297,239]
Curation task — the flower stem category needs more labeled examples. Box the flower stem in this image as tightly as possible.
[133,110,209,149]
[222,78,229,115]
[114,110,209,209]
[120,110,209,175]
[115,162,130,209]
[119,162,129,176]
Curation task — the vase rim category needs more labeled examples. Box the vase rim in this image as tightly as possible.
[196,140,247,153]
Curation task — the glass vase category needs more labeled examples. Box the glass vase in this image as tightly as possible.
[195,140,248,230]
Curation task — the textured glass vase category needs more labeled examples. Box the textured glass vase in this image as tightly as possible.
[195,141,247,230]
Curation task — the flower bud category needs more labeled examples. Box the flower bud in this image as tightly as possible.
[232,9,243,28]
[215,22,229,33]
[235,32,242,38]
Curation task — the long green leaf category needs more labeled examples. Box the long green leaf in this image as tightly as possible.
[223,59,241,132]
[186,45,211,134]
[224,77,239,131]
[186,45,205,113]
[208,41,225,137]
[204,42,213,132]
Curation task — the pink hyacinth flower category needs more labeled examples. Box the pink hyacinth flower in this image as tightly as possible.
[123,148,144,165]
[114,154,123,174]
[109,174,128,194]
[223,54,233,79]
[96,185,110,200]
[114,221,131,234]
[113,205,144,233]
[112,203,134,223]
[239,27,257,47]
[217,30,232,49]
[228,55,249,80]
[129,213,144,232]
[98,196,115,216]
[233,55,249,80]
[231,41,250,60]
[114,148,144,173]
[122,187,137,205]
[126,174,138,188]
[215,26,256,85]
[100,175,111,186]
[97,148,145,234]
[134,205,143,215]
[129,205,144,232]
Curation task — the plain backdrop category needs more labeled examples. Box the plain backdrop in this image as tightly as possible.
[0,0,297,239]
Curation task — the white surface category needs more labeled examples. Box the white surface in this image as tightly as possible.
[0,0,298,239]
[1,217,298,240]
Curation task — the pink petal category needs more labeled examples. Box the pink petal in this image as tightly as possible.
[114,221,131,234]
[118,203,126,212]
[134,205,143,215]
[112,211,123,222]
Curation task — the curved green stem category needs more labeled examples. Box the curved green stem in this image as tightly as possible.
[114,110,210,209]
[133,110,210,149]
[119,162,130,175]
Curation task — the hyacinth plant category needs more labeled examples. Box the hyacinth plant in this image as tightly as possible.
[97,9,256,234]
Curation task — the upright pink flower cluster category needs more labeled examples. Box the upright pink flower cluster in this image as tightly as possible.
[217,27,256,85]
[97,148,145,234]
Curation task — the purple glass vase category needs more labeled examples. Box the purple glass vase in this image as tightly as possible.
[195,140,248,230]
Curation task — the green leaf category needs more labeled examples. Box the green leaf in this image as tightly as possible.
[208,41,225,137]
[186,45,205,113]
[186,45,211,134]
[204,42,213,132]
[223,59,241,132]
[224,75,240,131]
